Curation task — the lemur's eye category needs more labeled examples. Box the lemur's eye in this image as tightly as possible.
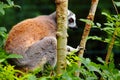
[68,18,74,23]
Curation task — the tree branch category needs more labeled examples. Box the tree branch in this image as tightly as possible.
[75,0,99,77]
[105,29,117,64]
[55,0,68,74]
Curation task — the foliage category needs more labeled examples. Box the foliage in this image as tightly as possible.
[0,0,20,15]
[79,57,120,80]
[86,12,120,47]
[54,51,120,80]
[0,27,7,47]
[114,1,120,7]
[0,64,38,80]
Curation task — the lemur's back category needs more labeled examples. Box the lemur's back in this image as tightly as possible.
[5,16,56,55]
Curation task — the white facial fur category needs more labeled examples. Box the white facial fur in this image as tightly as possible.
[68,10,77,28]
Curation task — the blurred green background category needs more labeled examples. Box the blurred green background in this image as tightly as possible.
[0,0,120,68]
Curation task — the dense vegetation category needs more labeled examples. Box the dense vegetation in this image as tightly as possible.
[0,0,120,80]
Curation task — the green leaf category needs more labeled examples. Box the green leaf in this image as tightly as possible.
[0,0,20,15]
[102,27,114,34]
[0,3,5,15]
[102,12,111,19]
[116,27,120,36]
[0,27,7,38]
[114,1,120,7]
[39,77,48,80]
[7,0,14,6]
[88,36,102,41]
[96,23,101,28]
[0,2,8,15]
[6,0,20,8]
[92,23,101,29]
[7,54,23,59]
[0,58,5,63]
[97,57,105,64]
[28,75,37,80]
[109,62,115,70]
[0,27,7,32]
[104,23,114,27]
[0,8,5,15]
[80,19,94,25]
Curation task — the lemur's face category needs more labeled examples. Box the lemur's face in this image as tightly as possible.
[68,10,77,29]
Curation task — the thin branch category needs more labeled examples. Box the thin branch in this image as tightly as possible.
[75,0,99,77]
[105,29,117,64]
[112,0,119,14]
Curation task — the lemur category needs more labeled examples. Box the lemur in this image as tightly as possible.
[5,10,77,71]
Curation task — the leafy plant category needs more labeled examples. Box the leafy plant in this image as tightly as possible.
[0,64,38,80]
[80,57,120,80]
[0,0,20,15]
[62,52,120,80]
[114,1,120,7]
[0,27,7,47]
[87,12,120,46]
[79,12,120,80]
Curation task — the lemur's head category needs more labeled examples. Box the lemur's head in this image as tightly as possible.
[49,10,77,29]
[68,10,77,29]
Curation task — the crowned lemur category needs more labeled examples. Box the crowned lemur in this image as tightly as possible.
[5,10,78,71]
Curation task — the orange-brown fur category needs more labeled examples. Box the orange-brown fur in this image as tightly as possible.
[5,16,57,55]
